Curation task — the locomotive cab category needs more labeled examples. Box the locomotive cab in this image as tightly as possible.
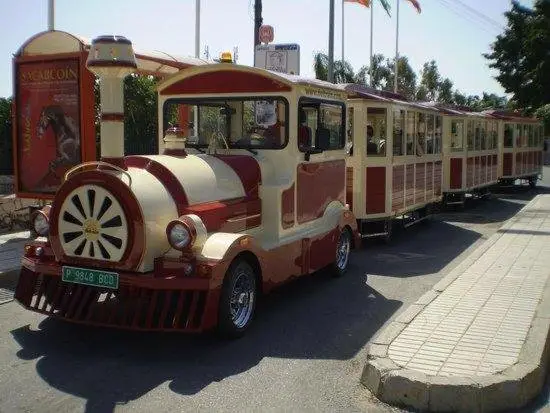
[14,38,358,338]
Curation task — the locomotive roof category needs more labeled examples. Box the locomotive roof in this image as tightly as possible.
[157,64,348,98]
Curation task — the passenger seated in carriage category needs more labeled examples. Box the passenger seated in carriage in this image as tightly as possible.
[366,125,378,155]
[298,108,312,149]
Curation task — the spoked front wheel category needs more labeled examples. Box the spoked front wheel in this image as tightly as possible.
[218,259,258,338]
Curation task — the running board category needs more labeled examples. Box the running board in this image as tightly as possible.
[361,232,389,238]
[403,214,430,228]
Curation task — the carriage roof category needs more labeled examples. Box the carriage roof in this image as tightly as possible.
[16,30,207,76]
[340,83,442,113]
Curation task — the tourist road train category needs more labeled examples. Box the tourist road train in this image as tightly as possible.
[14,35,544,337]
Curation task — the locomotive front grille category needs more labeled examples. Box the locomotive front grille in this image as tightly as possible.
[15,270,208,331]
[58,184,129,262]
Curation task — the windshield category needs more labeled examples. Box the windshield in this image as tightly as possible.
[163,97,288,150]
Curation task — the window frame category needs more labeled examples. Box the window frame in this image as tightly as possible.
[162,95,291,150]
[297,96,346,152]
[450,119,464,152]
[393,108,405,156]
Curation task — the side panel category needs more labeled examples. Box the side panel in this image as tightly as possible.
[296,160,345,224]
[281,183,295,229]
[415,163,426,205]
[405,164,415,207]
[450,158,462,190]
[434,161,442,196]
[503,153,513,176]
[479,155,487,184]
[466,157,474,188]
[392,165,405,212]
[346,167,354,212]
[365,166,386,214]
[426,162,434,199]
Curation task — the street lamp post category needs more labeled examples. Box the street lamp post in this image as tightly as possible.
[328,0,335,83]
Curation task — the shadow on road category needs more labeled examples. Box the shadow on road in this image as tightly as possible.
[10,265,401,412]
[8,188,545,412]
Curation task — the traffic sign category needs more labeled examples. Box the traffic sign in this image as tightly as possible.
[259,25,274,44]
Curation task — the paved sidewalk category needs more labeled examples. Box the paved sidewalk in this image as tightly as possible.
[363,194,550,412]
[0,230,31,304]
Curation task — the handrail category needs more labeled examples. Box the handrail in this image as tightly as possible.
[63,161,133,186]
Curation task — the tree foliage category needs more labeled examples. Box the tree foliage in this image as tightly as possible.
[312,52,508,109]
[0,97,13,174]
[484,0,550,113]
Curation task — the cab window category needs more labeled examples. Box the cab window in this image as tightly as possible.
[163,96,289,150]
[298,98,345,151]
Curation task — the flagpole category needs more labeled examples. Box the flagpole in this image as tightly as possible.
[195,0,200,58]
[369,0,374,86]
[48,0,55,30]
[393,0,399,93]
[328,0,335,82]
[342,0,345,62]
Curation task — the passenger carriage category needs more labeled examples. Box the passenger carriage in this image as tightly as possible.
[14,36,359,337]
[433,105,500,206]
[343,84,443,241]
[486,110,544,188]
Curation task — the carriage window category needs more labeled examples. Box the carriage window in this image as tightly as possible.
[474,121,481,151]
[480,121,487,150]
[393,109,405,156]
[298,99,345,151]
[467,120,474,150]
[346,107,354,155]
[406,111,416,156]
[367,107,387,157]
[528,124,534,147]
[163,96,288,150]
[515,124,522,147]
[533,124,539,148]
[451,120,464,152]
[417,113,426,156]
[522,124,529,147]
[434,115,442,154]
[425,114,434,154]
[492,121,498,149]
[504,124,513,147]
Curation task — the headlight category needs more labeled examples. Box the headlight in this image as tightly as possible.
[166,218,196,251]
[33,210,50,236]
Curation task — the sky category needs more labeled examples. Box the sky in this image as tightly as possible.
[0,0,536,99]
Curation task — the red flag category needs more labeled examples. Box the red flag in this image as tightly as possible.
[406,0,421,13]
[344,0,371,7]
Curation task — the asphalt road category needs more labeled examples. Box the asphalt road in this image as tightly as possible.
[1,169,549,413]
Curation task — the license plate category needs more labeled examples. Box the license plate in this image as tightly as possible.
[62,266,119,290]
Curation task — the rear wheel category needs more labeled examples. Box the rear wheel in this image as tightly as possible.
[217,259,257,338]
[332,227,352,277]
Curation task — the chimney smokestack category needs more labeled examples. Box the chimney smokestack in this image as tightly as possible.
[86,35,137,170]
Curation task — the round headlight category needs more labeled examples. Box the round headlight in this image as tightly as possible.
[33,212,49,236]
[168,223,191,250]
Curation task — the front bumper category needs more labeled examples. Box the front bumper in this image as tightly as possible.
[15,251,220,332]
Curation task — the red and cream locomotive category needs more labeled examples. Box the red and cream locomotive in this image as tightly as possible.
[14,35,359,337]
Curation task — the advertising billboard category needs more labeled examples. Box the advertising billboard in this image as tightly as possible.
[15,58,82,195]
[254,43,300,75]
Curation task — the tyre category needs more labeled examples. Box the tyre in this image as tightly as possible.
[217,259,258,338]
[331,227,352,277]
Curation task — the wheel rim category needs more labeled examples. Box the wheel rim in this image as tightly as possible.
[336,230,351,271]
[229,268,256,328]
